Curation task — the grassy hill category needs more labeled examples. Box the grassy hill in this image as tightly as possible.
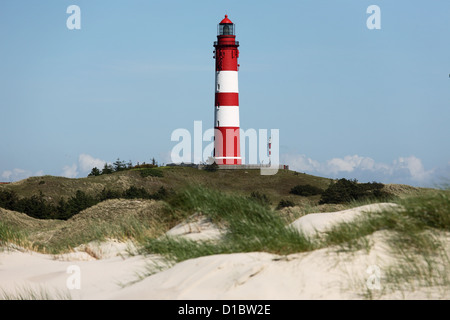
[0,166,421,206]
[0,166,435,253]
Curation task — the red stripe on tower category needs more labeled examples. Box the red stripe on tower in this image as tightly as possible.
[215,92,239,106]
[213,15,242,165]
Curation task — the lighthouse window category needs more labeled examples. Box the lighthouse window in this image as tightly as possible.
[218,24,234,35]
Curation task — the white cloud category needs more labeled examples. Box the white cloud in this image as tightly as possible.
[2,153,106,182]
[281,154,436,187]
[1,170,12,180]
[326,156,363,173]
[60,153,107,179]
[282,154,320,173]
[1,168,42,182]
[35,170,45,177]
[393,156,433,182]
[62,164,78,178]
[78,154,107,173]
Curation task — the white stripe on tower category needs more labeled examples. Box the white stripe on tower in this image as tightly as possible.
[215,105,240,127]
[215,71,239,93]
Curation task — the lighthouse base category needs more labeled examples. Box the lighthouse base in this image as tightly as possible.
[214,157,242,165]
[199,164,290,170]
[213,127,241,165]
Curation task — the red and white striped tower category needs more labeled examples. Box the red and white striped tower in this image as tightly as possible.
[213,15,242,165]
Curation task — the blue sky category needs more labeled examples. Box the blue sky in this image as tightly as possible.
[0,0,449,187]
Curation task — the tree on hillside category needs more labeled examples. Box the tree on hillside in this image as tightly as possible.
[88,167,101,177]
[0,190,19,211]
[126,160,133,169]
[113,158,128,172]
[102,163,114,175]
[15,191,54,219]
[66,190,98,217]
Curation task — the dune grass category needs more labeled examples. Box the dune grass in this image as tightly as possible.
[0,221,31,249]
[140,186,316,261]
[324,191,450,251]
[142,187,450,261]
[321,191,450,297]
[140,186,450,298]
[0,286,72,300]
[37,199,185,254]
[381,192,450,295]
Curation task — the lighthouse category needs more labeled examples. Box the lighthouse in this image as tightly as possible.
[213,15,242,165]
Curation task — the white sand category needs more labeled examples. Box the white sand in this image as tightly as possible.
[289,203,401,238]
[0,203,447,300]
[165,213,224,242]
[0,240,151,299]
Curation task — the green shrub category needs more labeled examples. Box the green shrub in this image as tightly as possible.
[58,190,98,220]
[98,188,122,201]
[319,178,389,204]
[290,184,324,197]
[204,162,219,172]
[248,191,271,206]
[15,192,55,219]
[153,186,169,200]
[139,168,163,178]
[0,190,19,211]
[123,186,152,199]
[134,163,157,169]
[277,199,295,209]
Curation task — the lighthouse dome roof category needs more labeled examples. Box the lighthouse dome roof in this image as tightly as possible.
[220,15,233,24]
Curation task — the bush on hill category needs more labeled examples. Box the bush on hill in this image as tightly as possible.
[290,184,324,197]
[204,162,219,172]
[276,199,295,210]
[319,178,390,204]
[139,168,164,178]
[88,157,161,177]
[248,191,271,206]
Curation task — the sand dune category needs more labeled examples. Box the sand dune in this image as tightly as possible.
[0,203,447,300]
[289,203,401,237]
